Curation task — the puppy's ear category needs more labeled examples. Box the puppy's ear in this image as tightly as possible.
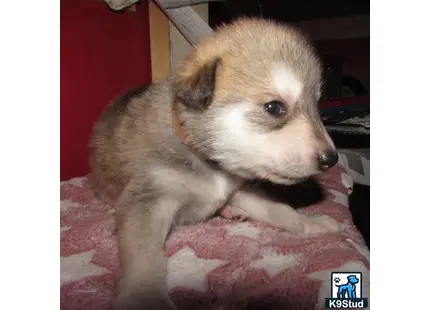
[174,57,220,110]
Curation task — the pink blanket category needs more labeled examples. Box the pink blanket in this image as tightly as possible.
[60,165,370,310]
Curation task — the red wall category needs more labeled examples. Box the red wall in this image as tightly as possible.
[61,0,152,181]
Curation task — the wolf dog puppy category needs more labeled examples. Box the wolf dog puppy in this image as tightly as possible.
[90,18,341,310]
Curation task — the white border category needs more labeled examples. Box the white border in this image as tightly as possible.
[1,0,429,309]
[1,0,59,309]
[372,0,430,309]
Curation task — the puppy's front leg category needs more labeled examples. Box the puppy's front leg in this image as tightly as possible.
[114,190,179,310]
[225,186,341,237]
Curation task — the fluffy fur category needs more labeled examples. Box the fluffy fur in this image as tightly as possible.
[90,18,340,310]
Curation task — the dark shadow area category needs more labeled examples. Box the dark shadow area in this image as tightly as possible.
[209,0,370,28]
[171,293,323,310]
[349,184,370,248]
[251,177,326,209]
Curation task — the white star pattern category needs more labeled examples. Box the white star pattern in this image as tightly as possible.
[328,189,349,208]
[308,261,369,309]
[61,250,110,285]
[250,250,301,278]
[226,222,261,239]
[61,176,86,187]
[61,226,71,233]
[107,209,116,216]
[339,222,353,232]
[61,199,81,212]
[167,246,227,292]
[346,239,370,262]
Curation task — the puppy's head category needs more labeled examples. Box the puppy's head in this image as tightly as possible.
[173,18,337,185]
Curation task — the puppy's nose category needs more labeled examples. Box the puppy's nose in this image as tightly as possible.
[318,151,339,171]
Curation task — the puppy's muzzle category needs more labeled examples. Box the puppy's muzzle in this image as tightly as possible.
[318,150,339,171]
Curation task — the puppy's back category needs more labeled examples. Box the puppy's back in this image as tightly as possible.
[89,82,172,204]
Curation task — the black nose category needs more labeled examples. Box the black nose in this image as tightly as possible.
[318,151,339,171]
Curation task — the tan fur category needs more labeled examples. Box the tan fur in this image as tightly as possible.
[89,18,340,310]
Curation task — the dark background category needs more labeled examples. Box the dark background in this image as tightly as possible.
[209,0,369,25]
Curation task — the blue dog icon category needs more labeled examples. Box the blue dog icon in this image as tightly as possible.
[336,275,359,299]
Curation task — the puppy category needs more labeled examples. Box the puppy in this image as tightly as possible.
[90,18,341,310]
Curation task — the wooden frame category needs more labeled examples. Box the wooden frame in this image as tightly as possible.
[148,0,171,83]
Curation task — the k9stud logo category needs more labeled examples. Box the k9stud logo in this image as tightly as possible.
[325,272,369,308]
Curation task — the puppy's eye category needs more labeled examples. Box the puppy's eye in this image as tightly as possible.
[264,101,286,116]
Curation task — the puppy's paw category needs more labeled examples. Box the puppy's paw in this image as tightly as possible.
[300,214,342,237]
[219,205,248,222]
